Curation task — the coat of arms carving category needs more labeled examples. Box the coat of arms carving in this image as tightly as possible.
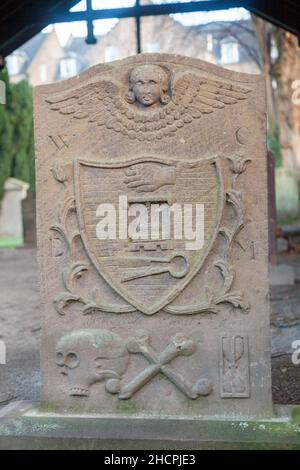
[74,156,223,315]
[45,61,253,316]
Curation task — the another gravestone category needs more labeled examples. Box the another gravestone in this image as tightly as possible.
[22,192,36,246]
[0,178,29,244]
[33,54,273,419]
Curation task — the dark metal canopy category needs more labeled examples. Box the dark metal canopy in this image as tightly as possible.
[0,0,79,59]
[0,0,299,60]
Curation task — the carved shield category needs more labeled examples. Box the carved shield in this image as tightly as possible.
[74,156,223,315]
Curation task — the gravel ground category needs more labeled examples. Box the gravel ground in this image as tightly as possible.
[0,248,299,408]
[0,248,40,406]
[272,355,300,404]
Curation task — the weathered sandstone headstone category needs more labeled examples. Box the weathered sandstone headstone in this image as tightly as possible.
[22,192,37,247]
[34,54,272,419]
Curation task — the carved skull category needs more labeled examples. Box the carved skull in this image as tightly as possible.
[55,329,129,397]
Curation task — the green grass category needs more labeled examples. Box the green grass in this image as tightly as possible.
[0,236,23,248]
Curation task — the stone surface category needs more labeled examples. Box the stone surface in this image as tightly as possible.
[0,402,300,450]
[33,54,272,419]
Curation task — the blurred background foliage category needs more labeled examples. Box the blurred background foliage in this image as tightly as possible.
[268,126,282,168]
[0,69,34,201]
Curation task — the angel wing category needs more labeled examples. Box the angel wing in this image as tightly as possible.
[172,73,252,119]
[46,73,252,142]
[46,79,120,125]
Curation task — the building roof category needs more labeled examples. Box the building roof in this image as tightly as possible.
[11,32,48,75]
[65,35,103,57]
[53,35,103,80]
[191,19,261,67]
[20,32,48,63]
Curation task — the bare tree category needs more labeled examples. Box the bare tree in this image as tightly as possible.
[252,15,300,170]
[272,29,300,170]
[251,15,278,140]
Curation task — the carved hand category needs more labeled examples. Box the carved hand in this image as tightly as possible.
[124,164,176,193]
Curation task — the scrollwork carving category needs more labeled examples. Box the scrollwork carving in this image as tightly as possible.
[51,154,250,317]
[50,160,69,184]
[164,259,249,315]
[164,156,251,315]
[51,197,137,316]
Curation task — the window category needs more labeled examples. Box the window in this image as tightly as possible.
[220,42,239,65]
[60,56,78,79]
[40,64,47,82]
[105,46,119,62]
[146,43,160,53]
[6,52,27,76]
[206,34,213,52]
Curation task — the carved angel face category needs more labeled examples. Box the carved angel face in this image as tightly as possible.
[55,329,129,397]
[128,65,170,107]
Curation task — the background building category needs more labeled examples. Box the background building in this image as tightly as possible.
[6,17,261,87]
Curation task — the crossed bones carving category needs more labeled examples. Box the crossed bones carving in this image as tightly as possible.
[118,331,211,400]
